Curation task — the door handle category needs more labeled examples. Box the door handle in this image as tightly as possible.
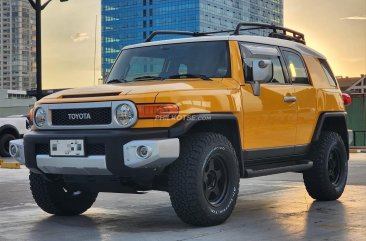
[284,96,297,103]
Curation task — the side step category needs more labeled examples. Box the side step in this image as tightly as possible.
[244,160,313,178]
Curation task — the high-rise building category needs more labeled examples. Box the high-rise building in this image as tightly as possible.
[101,0,283,75]
[0,0,36,91]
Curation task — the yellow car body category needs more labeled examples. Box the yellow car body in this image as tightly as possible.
[36,40,345,151]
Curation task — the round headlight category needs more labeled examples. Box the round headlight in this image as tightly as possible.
[35,107,47,127]
[115,103,137,127]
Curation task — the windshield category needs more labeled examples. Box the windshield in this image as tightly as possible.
[106,41,231,83]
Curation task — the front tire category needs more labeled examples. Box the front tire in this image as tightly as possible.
[168,132,240,226]
[303,131,348,201]
[30,172,98,216]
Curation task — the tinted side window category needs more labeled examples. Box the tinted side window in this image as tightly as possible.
[244,56,286,84]
[239,43,287,84]
[283,51,310,85]
[319,59,337,87]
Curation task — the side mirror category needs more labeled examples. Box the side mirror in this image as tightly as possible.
[251,59,273,96]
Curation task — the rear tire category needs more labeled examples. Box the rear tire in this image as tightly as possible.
[303,131,348,201]
[0,133,16,157]
[30,172,98,215]
[168,132,240,226]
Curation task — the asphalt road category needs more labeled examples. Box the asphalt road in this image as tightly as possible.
[0,154,365,241]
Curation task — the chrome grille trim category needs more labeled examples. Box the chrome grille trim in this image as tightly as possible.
[35,101,137,130]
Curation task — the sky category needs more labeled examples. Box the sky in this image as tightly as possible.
[42,0,366,89]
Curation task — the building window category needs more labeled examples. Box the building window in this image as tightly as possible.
[143,20,146,28]
[143,9,146,17]
[149,19,153,27]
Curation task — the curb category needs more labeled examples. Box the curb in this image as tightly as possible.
[0,161,20,169]
[349,149,366,153]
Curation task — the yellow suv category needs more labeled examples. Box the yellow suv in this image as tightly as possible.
[10,23,350,226]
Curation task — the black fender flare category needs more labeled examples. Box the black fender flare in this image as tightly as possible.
[168,113,244,176]
[168,113,239,137]
[312,112,347,141]
[312,111,349,158]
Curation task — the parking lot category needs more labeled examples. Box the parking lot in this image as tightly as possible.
[0,154,365,241]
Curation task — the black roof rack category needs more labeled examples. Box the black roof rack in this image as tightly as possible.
[145,22,306,45]
[233,23,306,44]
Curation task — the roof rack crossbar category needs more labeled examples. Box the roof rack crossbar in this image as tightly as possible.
[233,23,306,44]
[145,31,206,42]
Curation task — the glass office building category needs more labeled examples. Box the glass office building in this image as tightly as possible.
[102,0,283,75]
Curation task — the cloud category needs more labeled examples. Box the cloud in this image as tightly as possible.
[71,32,89,42]
[340,15,366,20]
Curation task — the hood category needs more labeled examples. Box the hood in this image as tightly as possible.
[40,79,231,103]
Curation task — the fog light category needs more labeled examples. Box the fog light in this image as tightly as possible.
[136,145,152,159]
[9,144,18,157]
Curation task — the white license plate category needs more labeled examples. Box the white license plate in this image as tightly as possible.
[50,139,85,157]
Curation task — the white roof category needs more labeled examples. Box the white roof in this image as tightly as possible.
[124,34,325,59]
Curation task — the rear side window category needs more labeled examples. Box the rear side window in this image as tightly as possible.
[282,51,310,85]
[319,59,337,87]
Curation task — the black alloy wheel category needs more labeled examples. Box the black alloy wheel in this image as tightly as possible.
[203,155,229,206]
[328,147,342,185]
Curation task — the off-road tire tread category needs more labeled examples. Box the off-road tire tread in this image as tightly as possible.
[30,172,98,215]
[303,131,347,201]
[168,132,239,226]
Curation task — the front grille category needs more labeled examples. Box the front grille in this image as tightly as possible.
[36,144,49,155]
[51,108,111,126]
[35,143,105,156]
[87,144,106,155]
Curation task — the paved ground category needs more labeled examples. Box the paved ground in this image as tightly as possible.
[0,154,365,241]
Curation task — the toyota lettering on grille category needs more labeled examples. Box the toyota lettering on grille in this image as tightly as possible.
[68,113,92,120]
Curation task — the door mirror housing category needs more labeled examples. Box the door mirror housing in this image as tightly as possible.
[253,59,273,82]
[251,59,273,96]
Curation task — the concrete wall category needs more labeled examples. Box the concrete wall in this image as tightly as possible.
[0,98,35,117]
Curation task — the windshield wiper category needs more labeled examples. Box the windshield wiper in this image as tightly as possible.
[107,79,127,84]
[133,76,164,81]
[168,74,213,81]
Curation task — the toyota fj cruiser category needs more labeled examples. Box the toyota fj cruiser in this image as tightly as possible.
[10,23,350,226]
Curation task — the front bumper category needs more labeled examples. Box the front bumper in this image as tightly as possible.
[10,129,179,176]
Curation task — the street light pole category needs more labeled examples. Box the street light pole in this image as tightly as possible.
[28,0,68,100]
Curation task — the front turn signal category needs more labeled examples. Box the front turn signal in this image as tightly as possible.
[28,107,35,125]
[137,104,179,119]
